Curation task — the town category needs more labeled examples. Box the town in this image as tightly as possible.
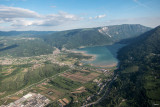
[1,93,50,107]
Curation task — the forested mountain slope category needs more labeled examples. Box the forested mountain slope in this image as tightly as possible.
[41,24,151,49]
[97,26,160,107]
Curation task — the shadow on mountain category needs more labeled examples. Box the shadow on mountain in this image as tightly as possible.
[105,43,126,58]
[0,44,18,52]
[106,35,140,59]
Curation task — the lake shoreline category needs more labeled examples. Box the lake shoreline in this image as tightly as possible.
[70,50,97,61]
[71,44,125,68]
[71,49,118,68]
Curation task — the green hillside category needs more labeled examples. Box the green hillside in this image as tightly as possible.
[41,24,151,49]
[0,64,69,92]
[97,26,160,106]
[0,37,54,57]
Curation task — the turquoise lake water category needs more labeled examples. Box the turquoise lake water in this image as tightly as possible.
[75,43,125,66]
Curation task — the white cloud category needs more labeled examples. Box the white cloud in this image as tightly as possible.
[11,19,33,26]
[89,17,93,20]
[89,14,106,20]
[31,12,82,26]
[0,5,82,27]
[95,14,106,19]
[0,5,40,18]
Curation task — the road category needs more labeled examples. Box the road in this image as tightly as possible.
[81,73,117,107]
[1,69,71,100]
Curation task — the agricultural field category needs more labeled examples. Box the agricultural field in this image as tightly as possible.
[0,45,115,107]
[0,35,115,106]
[61,71,100,83]
[0,59,114,106]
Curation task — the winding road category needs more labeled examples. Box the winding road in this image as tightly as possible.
[81,73,117,107]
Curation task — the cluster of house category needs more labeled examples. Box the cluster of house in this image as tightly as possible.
[93,78,102,87]
[99,69,112,76]
[1,93,50,107]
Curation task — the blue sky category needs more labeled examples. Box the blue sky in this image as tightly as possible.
[0,0,160,31]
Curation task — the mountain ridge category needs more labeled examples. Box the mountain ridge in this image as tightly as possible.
[40,24,151,49]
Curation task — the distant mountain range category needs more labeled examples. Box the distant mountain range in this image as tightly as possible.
[0,31,56,37]
[40,24,151,49]
[97,26,160,106]
[0,24,151,57]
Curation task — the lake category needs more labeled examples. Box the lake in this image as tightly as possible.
[75,43,126,67]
